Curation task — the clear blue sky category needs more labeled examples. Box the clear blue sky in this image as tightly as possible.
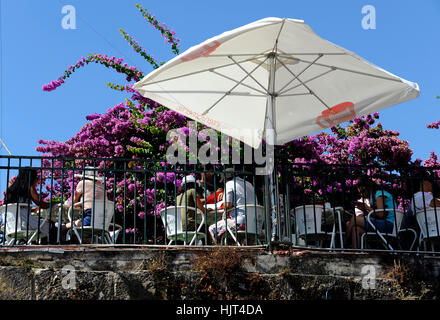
[0,0,438,161]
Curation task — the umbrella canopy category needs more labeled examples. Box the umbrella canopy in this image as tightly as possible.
[133,17,419,149]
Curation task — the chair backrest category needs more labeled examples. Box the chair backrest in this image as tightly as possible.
[159,206,202,238]
[367,209,404,236]
[79,200,115,231]
[293,205,324,236]
[415,208,440,239]
[235,204,265,236]
[394,209,405,234]
[0,203,45,236]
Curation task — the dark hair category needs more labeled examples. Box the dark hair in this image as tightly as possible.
[5,168,38,204]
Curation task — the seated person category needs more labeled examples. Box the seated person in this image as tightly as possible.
[411,176,440,212]
[200,171,224,215]
[208,168,257,244]
[3,167,53,242]
[346,178,396,249]
[61,168,106,242]
[176,175,217,236]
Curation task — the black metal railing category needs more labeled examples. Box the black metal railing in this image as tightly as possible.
[0,155,438,254]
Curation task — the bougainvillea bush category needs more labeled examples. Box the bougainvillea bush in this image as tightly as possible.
[33,4,438,243]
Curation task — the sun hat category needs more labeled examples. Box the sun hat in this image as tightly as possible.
[181,175,196,186]
[74,167,104,182]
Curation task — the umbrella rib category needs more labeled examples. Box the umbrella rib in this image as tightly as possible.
[201,56,269,116]
[137,54,267,87]
[229,56,269,94]
[208,52,346,57]
[209,70,268,95]
[278,92,312,97]
[277,54,323,94]
[278,52,347,56]
[279,68,335,96]
[276,56,332,110]
[143,90,265,97]
[206,53,270,57]
[293,57,402,82]
[272,18,286,52]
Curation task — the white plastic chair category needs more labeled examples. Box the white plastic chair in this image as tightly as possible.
[107,223,123,244]
[222,204,265,246]
[415,208,440,251]
[0,203,49,245]
[361,209,417,250]
[67,200,115,244]
[292,204,336,247]
[159,206,206,245]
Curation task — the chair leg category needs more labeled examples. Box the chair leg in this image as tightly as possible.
[409,230,417,251]
[73,229,82,244]
[361,233,365,249]
[227,227,240,246]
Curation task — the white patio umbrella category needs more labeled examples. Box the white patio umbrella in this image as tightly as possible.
[133,17,419,240]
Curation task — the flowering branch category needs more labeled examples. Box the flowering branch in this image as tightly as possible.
[42,54,144,92]
[119,28,162,69]
[135,4,180,55]
[107,82,132,92]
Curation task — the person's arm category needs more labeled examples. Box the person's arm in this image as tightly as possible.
[30,184,50,209]
[374,196,385,219]
[354,200,373,214]
[72,181,84,209]
[8,176,16,187]
[73,190,82,205]
[223,187,235,212]
[430,198,440,208]
[196,196,208,214]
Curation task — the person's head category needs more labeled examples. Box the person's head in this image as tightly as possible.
[356,177,374,198]
[74,167,104,184]
[200,164,215,187]
[178,175,200,195]
[5,167,38,203]
[224,168,235,182]
[201,165,225,189]
[418,175,434,193]
[200,172,213,186]
[410,171,434,194]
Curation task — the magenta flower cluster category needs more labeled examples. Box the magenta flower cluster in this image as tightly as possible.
[427,120,440,129]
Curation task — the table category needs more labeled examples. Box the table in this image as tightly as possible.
[206,203,224,212]
[42,203,82,224]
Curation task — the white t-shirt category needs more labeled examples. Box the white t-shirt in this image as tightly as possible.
[223,177,257,225]
[412,192,434,212]
[355,198,371,216]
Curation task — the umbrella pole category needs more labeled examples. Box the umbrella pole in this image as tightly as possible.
[266,52,280,242]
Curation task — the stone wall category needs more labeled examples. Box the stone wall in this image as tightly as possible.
[0,245,439,300]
